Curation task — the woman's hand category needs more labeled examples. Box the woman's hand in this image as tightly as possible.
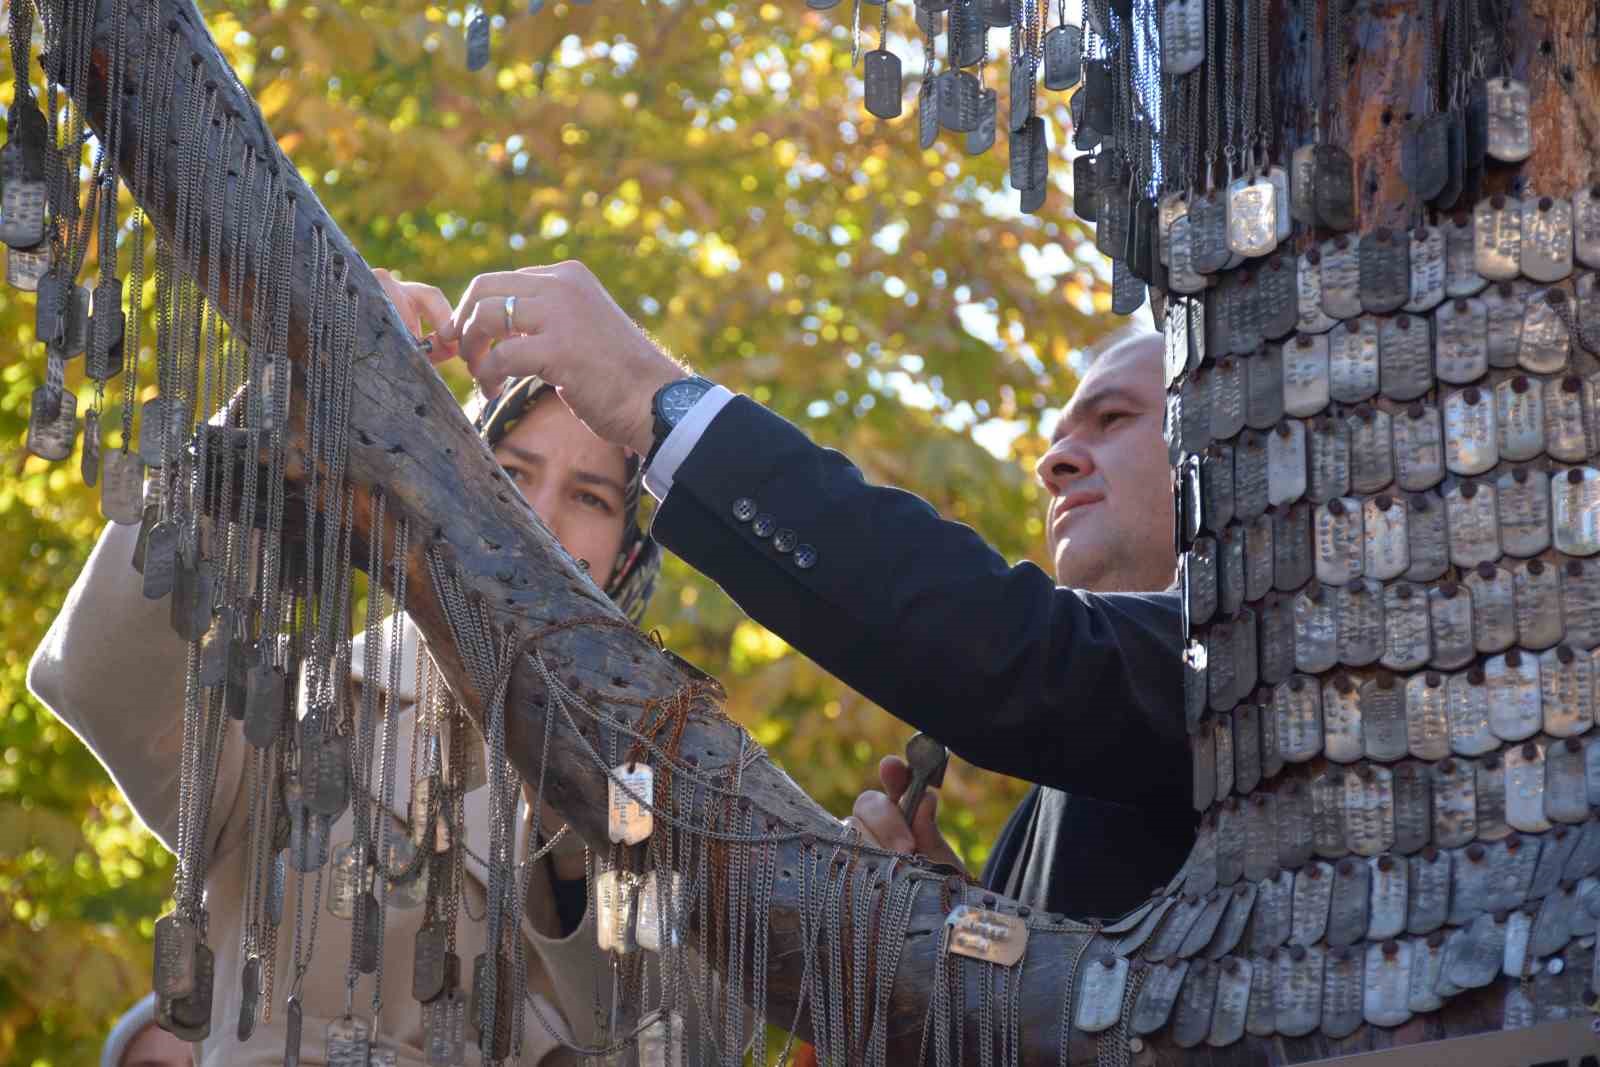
[437,261,686,457]
[374,267,458,363]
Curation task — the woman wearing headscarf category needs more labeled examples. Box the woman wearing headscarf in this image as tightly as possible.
[28,270,662,1065]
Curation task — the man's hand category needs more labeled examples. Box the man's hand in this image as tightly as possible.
[845,755,967,874]
[437,261,687,457]
[374,268,456,361]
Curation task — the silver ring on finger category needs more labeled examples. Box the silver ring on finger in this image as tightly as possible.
[503,294,518,337]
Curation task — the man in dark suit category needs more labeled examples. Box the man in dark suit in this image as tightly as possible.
[439,262,1193,922]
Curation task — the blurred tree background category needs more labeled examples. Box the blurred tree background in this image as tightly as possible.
[0,0,1118,1060]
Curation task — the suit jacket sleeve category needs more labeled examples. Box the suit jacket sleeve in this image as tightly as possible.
[651,396,1188,812]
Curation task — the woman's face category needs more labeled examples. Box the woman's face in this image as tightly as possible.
[491,391,630,587]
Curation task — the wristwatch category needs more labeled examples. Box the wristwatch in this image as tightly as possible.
[646,375,715,467]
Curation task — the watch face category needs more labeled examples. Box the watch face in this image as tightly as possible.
[660,380,707,424]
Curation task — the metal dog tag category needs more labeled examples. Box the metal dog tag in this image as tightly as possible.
[1434,298,1488,384]
[1182,372,1212,456]
[1467,562,1517,653]
[1449,842,1495,924]
[1168,214,1207,294]
[1446,479,1500,567]
[1274,944,1325,1037]
[1405,674,1450,760]
[1521,196,1574,283]
[1297,250,1338,335]
[1319,237,1362,321]
[1364,940,1412,1026]
[1235,434,1269,521]
[6,242,49,291]
[1308,419,1351,504]
[1291,861,1335,945]
[1074,955,1129,1033]
[1185,538,1218,627]
[1274,503,1313,591]
[1381,584,1428,671]
[1190,193,1230,275]
[1323,675,1363,764]
[1564,821,1600,880]
[1575,186,1600,270]
[965,88,998,155]
[1547,740,1590,824]
[1239,784,1273,876]
[1359,228,1410,314]
[1227,175,1278,259]
[1161,0,1204,74]
[1042,24,1082,90]
[1520,289,1572,374]
[1555,466,1600,556]
[1193,727,1218,812]
[950,0,985,67]
[1313,143,1356,232]
[1443,388,1498,476]
[863,49,903,119]
[1531,880,1583,960]
[1434,759,1478,847]
[1244,516,1275,604]
[1485,650,1542,742]
[1497,468,1551,558]
[27,385,76,462]
[1444,212,1486,298]
[1406,225,1446,313]
[1408,850,1451,936]
[1531,826,1581,901]
[1251,871,1293,954]
[1514,560,1562,654]
[1406,493,1448,582]
[1427,585,1474,670]
[1362,497,1408,582]
[1208,957,1252,1046]
[1258,257,1299,341]
[1487,834,1540,910]
[1212,356,1246,442]
[1315,498,1363,586]
[1446,668,1497,758]
[1541,645,1592,738]
[1483,281,1527,367]
[608,762,654,844]
[154,912,199,999]
[1217,530,1245,619]
[1379,314,1432,401]
[1403,112,1450,201]
[1475,195,1523,281]
[941,70,982,133]
[1485,77,1531,162]
[917,77,938,150]
[100,449,145,526]
[1276,676,1323,764]
[1563,558,1600,648]
[1247,348,1286,431]
[1393,404,1443,492]
[1313,766,1352,858]
[1214,715,1237,801]
[1329,318,1379,405]
[1180,889,1230,958]
[1170,958,1216,1047]
[595,869,638,953]
[1392,762,1433,857]
[1444,911,1507,990]
[1344,765,1397,857]
[1328,857,1374,948]
[1294,585,1339,675]
[1209,623,1240,713]
[1345,410,1392,498]
[1475,755,1511,841]
[1505,742,1551,834]
[1544,376,1589,462]
[947,904,1029,966]
[1133,957,1187,1034]
[1283,335,1331,417]
[305,733,350,817]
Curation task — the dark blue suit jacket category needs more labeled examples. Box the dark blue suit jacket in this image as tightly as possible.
[651,396,1195,919]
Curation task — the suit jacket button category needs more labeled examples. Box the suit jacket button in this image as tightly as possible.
[793,544,818,569]
[732,497,757,522]
[752,514,777,538]
[773,528,797,553]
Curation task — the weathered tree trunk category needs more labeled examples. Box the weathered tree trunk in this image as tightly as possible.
[74,0,1600,1063]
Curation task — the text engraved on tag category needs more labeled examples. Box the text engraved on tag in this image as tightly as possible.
[1497,469,1551,558]
[1408,850,1451,936]
[1445,481,1500,568]
[1274,944,1325,1037]
[1406,225,1446,313]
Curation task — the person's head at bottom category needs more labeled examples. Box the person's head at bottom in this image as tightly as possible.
[1034,331,1175,596]
[102,994,190,1067]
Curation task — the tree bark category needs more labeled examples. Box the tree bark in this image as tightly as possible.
[71,0,1600,1063]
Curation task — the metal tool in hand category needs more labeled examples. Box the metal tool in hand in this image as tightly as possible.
[898,732,950,826]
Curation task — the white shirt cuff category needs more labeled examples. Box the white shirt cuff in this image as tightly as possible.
[642,384,735,502]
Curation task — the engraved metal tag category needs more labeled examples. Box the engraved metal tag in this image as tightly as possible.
[1521,195,1574,283]
[1241,792,1273,881]
[1329,318,1379,405]
[1328,856,1373,946]
[1408,850,1451,935]
[1314,498,1363,587]
[1427,585,1474,670]
[1520,288,1572,374]
[1446,479,1501,567]
[1475,756,1510,841]
[1406,224,1446,313]
[1443,911,1507,990]
[1275,502,1314,592]
[1168,214,1207,293]
[1227,175,1278,259]
[6,241,48,291]
[1191,193,1230,275]
[1297,250,1338,335]
[1475,195,1523,281]
[1247,347,1286,431]
[1546,375,1590,462]
[1320,237,1362,321]
[26,385,76,462]
[1042,24,1083,90]
[1443,388,1498,475]
[1562,558,1600,648]
[1445,212,1486,298]
[1313,144,1356,232]
[1324,676,1363,766]
[1235,433,1269,521]
[1485,77,1532,162]
[1345,762,1398,858]
[1497,468,1552,558]
[1446,668,1496,758]
[1381,583,1428,670]
[941,70,982,133]
[1161,0,1204,74]
[1434,759,1478,847]
[305,733,350,817]
[1391,404,1442,492]
[1073,955,1129,1033]
[1360,228,1410,314]
[1208,957,1252,1047]
[1403,112,1449,201]
[595,868,638,953]
[1217,530,1245,620]
[141,519,178,601]
[1133,957,1188,1034]
[1294,586,1339,677]
[1170,959,1217,1047]
[1467,562,1517,652]
[1391,762,1432,858]
[1185,537,1218,627]
[1404,674,1450,760]
[1406,493,1448,582]
[947,904,1029,965]
[863,50,904,119]
[1435,298,1488,384]
[1482,280,1526,367]
[1505,742,1552,834]
[1284,335,1331,418]
[153,912,198,999]
[917,76,938,150]
[1180,889,1230,959]
[608,762,654,844]
[1574,186,1600,271]
[1212,356,1247,441]
[1364,940,1412,1027]
[1209,624,1239,714]
[1546,738,1590,826]
[1449,842,1495,924]
[1251,872,1293,956]
[1244,516,1275,604]
[1554,466,1600,556]
[965,88,998,156]
[1276,676,1323,764]
[1486,650,1542,742]
[1379,314,1432,402]
[1254,256,1297,340]
[1217,797,1246,886]
[1274,944,1325,1037]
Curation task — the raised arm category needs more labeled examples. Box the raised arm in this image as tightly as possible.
[652,396,1187,811]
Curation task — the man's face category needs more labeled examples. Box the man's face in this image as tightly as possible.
[1035,334,1175,594]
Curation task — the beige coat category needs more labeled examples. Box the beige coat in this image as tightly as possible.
[29,522,613,1065]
